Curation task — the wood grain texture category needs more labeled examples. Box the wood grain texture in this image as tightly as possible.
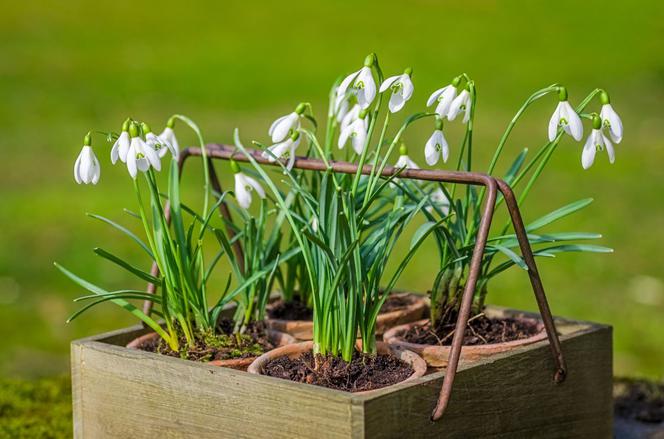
[71,309,612,438]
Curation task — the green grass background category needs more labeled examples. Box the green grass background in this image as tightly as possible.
[1,0,663,388]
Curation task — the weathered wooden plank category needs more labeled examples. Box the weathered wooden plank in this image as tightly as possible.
[71,309,612,438]
[361,324,613,438]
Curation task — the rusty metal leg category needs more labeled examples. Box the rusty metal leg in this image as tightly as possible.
[431,176,498,421]
[496,179,567,383]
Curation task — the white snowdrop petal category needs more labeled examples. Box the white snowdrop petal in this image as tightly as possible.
[379,75,400,93]
[426,87,447,107]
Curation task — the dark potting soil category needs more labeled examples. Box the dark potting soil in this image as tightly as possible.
[267,294,417,321]
[614,378,664,424]
[137,319,274,362]
[402,312,540,346]
[263,351,414,392]
[267,298,313,320]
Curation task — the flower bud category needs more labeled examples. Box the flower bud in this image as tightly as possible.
[451,76,462,88]
[558,86,568,101]
[122,118,131,132]
[600,90,610,105]
[435,117,443,130]
[363,53,377,67]
[295,102,307,115]
[592,113,602,129]
[399,143,408,155]
[290,130,301,141]
[359,109,369,119]
[84,132,92,146]
[404,67,413,76]
[229,159,241,174]
[141,122,152,134]
[129,122,140,138]
[166,116,176,129]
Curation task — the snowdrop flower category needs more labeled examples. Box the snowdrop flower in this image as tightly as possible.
[379,67,414,113]
[340,104,361,131]
[581,114,614,170]
[427,77,461,119]
[143,122,177,160]
[395,144,419,169]
[424,118,449,166]
[110,118,131,164]
[548,87,583,142]
[599,91,623,143]
[262,131,301,171]
[448,88,471,123]
[126,123,161,179]
[337,54,377,110]
[269,103,306,143]
[231,160,265,209]
[158,118,180,158]
[74,133,101,185]
[338,110,368,155]
[426,187,450,215]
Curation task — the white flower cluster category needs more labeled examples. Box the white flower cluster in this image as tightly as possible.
[73,118,179,185]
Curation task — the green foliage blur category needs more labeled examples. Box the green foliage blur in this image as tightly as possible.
[0,0,663,382]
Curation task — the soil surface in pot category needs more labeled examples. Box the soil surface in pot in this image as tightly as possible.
[267,294,419,322]
[137,319,275,362]
[614,378,664,424]
[402,312,540,346]
[263,351,413,392]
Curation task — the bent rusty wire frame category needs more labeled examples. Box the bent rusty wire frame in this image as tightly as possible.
[142,143,567,422]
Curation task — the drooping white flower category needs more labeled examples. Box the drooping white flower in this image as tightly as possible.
[395,145,419,170]
[426,187,450,215]
[424,119,449,166]
[340,104,361,131]
[143,123,177,160]
[338,115,368,155]
[232,162,266,209]
[427,78,460,119]
[581,115,615,170]
[269,113,299,143]
[599,93,623,143]
[262,131,302,171]
[379,68,414,113]
[548,88,583,142]
[159,121,180,158]
[447,89,471,123]
[74,134,100,185]
[110,119,131,164]
[337,57,377,110]
[126,124,161,179]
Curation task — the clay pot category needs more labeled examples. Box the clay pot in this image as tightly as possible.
[383,311,547,368]
[267,292,428,341]
[126,329,296,371]
[247,341,427,393]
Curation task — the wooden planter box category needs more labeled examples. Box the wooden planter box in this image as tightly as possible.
[71,306,612,438]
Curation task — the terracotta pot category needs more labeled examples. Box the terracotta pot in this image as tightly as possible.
[267,292,428,341]
[247,340,427,393]
[383,311,547,368]
[126,329,296,371]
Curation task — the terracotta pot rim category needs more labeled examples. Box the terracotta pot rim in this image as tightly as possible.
[247,340,427,394]
[126,328,296,368]
[267,292,428,340]
[383,316,547,351]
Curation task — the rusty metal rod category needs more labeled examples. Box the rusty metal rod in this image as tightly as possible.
[141,144,566,421]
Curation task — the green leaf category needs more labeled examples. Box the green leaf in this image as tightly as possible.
[526,198,594,232]
[489,244,528,270]
[93,248,161,285]
[54,263,169,340]
[87,213,153,259]
[410,221,437,250]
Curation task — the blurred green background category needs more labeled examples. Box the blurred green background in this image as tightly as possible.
[1,0,663,387]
